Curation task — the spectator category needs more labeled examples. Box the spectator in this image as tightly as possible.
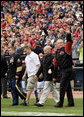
[33,41,42,55]
[14,42,24,55]
[72,38,79,59]
[77,39,83,61]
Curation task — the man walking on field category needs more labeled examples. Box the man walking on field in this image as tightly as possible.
[34,46,60,107]
[21,46,40,106]
[53,28,75,107]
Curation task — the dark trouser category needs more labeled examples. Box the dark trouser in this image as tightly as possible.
[10,78,26,105]
[59,70,74,106]
[1,77,7,97]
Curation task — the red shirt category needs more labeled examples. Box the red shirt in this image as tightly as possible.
[52,48,57,55]
[31,38,39,49]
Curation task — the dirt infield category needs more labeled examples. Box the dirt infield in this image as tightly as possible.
[29,91,83,99]
[1,91,83,99]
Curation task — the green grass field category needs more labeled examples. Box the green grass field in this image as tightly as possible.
[1,98,83,116]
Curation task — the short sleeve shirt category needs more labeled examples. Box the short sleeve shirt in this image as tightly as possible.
[25,51,40,77]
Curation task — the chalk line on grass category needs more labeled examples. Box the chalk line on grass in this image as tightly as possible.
[1,111,75,116]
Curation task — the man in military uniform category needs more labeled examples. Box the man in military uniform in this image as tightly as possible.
[8,46,26,106]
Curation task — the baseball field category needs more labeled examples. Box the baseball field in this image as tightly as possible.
[1,97,83,116]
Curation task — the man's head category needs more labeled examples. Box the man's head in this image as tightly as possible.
[24,40,28,46]
[79,39,83,47]
[46,39,52,46]
[56,39,65,49]
[1,49,5,56]
[8,46,16,55]
[39,53,43,61]
[43,46,52,56]
[24,46,32,55]
[35,41,40,46]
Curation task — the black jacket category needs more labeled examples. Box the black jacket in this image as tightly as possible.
[1,55,8,78]
[36,54,56,81]
[33,45,42,55]
[8,53,23,80]
[53,33,73,71]
[52,33,74,82]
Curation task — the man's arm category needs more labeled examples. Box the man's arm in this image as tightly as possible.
[15,55,23,80]
[65,29,73,55]
[53,58,58,68]
[52,57,59,82]
[36,64,41,70]
[36,63,43,77]
[22,69,27,80]
[34,63,43,80]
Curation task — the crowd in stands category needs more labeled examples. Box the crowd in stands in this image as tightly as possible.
[1,1,83,60]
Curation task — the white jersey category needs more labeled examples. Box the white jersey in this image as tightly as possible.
[25,51,40,77]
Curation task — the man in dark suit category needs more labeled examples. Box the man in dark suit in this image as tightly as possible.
[53,29,74,107]
[1,49,8,98]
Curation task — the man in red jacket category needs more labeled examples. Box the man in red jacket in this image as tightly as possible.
[53,28,74,107]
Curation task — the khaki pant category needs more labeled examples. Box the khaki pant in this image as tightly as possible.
[26,76,37,91]
[39,81,60,105]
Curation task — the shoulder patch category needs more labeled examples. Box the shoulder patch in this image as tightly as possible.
[60,51,64,55]
[17,59,21,63]
[10,57,14,63]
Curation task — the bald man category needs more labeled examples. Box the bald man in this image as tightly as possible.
[34,46,59,107]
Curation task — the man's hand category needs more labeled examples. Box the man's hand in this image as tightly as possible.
[15,75,19,80]
[53,78,56,83]
[22,75,26,81]
[39,73,43,79]
[65,28,71,34]
[34,75,38,80]
[5,73,7,77]
[48,69,52,74]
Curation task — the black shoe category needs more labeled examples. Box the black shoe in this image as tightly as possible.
[65,104,74,107]
[36,98,39,103]
[20,100,28,106]
[34,102,43,107]
[10,104,18,106]
[54,102,63,107]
